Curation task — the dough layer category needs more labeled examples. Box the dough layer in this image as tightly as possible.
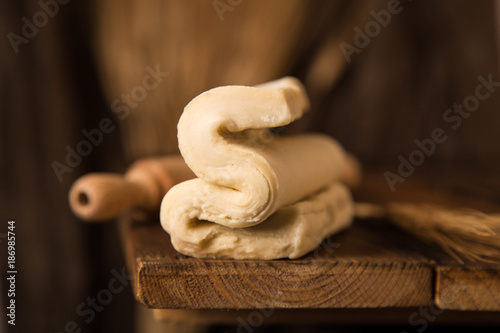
[160,77,354,259]
[167,182,353,259]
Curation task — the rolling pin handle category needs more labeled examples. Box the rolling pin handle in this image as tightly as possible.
[69,173,150,222]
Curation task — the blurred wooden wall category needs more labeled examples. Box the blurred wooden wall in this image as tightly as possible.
[0,1,132,333]
[1,1,500,332]
[93,0,500,163]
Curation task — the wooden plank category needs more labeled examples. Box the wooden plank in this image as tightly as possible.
[119,168,500,311]
[435,264,500,311]
[120,216,433,309]
[355,169,500,311]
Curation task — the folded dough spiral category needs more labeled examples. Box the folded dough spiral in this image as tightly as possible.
[160,77,354,259]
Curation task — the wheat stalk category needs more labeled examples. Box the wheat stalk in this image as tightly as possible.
[355,202,500,264]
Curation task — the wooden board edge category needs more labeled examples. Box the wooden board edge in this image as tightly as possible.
[435,264,500,311]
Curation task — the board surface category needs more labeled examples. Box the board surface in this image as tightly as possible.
[121,167,500,311]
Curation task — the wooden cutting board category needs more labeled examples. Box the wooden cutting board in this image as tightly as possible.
[120,166,500,311]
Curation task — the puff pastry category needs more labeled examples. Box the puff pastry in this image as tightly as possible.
[160,77,355,259]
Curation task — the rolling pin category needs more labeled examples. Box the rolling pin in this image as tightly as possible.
[69,155,195,222]
[69,151,360,222]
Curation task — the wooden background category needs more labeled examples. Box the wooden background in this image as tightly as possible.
[1,1,500,332]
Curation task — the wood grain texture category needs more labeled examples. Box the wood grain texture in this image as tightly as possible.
[436,264,500,311]
[121,217,433,309]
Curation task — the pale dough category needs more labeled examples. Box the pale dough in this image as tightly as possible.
[160,77,354,259]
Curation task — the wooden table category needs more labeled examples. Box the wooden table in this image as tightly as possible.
[120,166,500,327]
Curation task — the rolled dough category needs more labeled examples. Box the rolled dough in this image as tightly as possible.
[160,77,354,259]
